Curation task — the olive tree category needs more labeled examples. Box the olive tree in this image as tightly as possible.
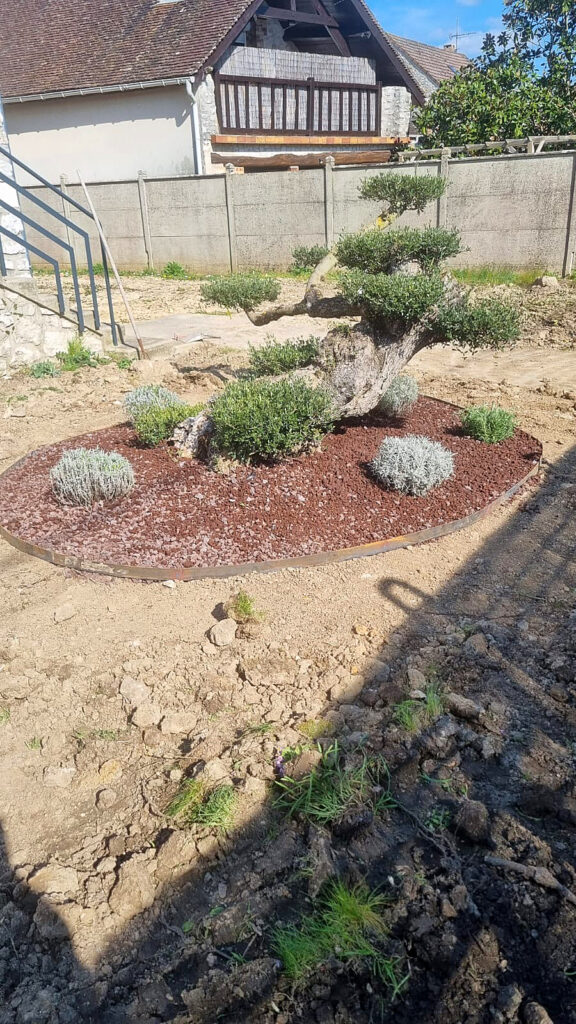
[198,174,519,424]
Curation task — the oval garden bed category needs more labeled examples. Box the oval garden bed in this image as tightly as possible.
[0,397,541,580]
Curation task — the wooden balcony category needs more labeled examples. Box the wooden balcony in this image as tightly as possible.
[214,73,382,136]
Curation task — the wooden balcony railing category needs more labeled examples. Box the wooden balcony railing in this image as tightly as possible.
[214,73,381,136]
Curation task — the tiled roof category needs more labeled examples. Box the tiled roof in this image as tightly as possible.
[0,0,256,99]
[385,33,469,86]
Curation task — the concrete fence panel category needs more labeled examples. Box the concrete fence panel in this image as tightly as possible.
[15,150,576,276]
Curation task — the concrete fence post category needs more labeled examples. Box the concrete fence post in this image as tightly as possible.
[137,171,154,271]
[324,156,335,248]
[60,175,84,268]
[562,151,576,277]
[224,163,238,273]
[437,148,450,228]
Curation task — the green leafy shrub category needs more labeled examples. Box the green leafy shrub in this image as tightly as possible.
[56,338,104,370]
[292,244,329,271]
[161,261,188,280]
[29,360,60,378]
[370,435,454,496]
[51,447,134,505]
[123,384,184,420]
[337,227,462,275]
[248,335,319,376]
[201,272,281,311]
[460,404,517,443]
[339,270,445,328]
[211,377,334,462]
[358,173,446,214]
[133,401,202,447]
[434,297,520,349]
[379,375,419,417]
[225,590,263,623]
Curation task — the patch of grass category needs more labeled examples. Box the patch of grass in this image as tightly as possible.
[94,729,119,741]
[167,780,237,832]
[192,785,237,831]
[56,337,106,371]
[452,266,547,288]
[133,401,203,447]
[28,360,60,378]
[460,404,517,443]
[107,352,135,370]
[423,682,444,721]
[0,708,10,725]
[393,700,420,732]
[273,880,407,995]
[298,719,335,740]
[226,589,262,623]
[247,335,320,377]
[245,721,273,735]
[275,743,394,827]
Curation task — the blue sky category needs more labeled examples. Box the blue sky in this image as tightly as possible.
[374,0,504,57]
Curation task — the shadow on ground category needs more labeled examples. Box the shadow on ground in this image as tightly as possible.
[2,447,576,1024]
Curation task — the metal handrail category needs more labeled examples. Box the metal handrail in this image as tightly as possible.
[0,196,85,332]
[0,169,100,329]
[0,143,118,345]
[0,225,65,313]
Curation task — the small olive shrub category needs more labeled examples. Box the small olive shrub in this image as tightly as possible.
[336,227,462,275]
[292,244,329,271]
[339,270,444,328]
[211,377,334,462]
[51,447,134,506]
[379,375,419,417]
[248,335,320,377]
[370,435,454,496]
[133,402,203,447]
[123,385,183,420]
[358,174,447,215]
[460,405,517,443]
[201,272,281,311]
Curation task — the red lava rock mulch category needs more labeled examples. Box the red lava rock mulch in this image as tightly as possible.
[0,398,541,570]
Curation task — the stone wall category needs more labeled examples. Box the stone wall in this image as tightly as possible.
[0,280,103,372]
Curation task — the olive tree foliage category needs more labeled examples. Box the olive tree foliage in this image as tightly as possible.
[189,174,519,426]
[416,0,576,145]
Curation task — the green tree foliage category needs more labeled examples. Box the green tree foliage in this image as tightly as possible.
[416,1,576,144]
[336,226,462,274]
[358,173,446,214]
[201,272,280,312]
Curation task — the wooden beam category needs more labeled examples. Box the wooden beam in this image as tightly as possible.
[310,0,351,56]
[259,7,339,26]
[211,150,395,168]
[212,133,407,144]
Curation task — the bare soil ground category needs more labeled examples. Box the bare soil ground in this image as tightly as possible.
[0,283,575,1024]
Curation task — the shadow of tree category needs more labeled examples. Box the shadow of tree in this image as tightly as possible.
[2,446,576,1024]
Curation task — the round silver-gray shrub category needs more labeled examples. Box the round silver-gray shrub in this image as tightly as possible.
[51,447,135,506]
[123,385,182,421]
[379,375,419,417]
[370,435,454,496]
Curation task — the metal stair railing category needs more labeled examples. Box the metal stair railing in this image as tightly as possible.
[0,144,119,345]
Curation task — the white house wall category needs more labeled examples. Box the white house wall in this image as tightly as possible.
[4,86,197,184]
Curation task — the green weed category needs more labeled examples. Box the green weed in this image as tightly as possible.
[0,708,10,725]
[227,589,262,623]
[28,360,60,378]
[26,736,42,750]
[245,722,273,736]
[425,807,451,832]
[275,743,394,826]
[393,700,420,732]
[161,261,189,280]
[56,337,106,371]
[273,880,407,995]
[167,780,237,832]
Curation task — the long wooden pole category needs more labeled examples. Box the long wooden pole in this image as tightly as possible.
[77,172,148,359]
